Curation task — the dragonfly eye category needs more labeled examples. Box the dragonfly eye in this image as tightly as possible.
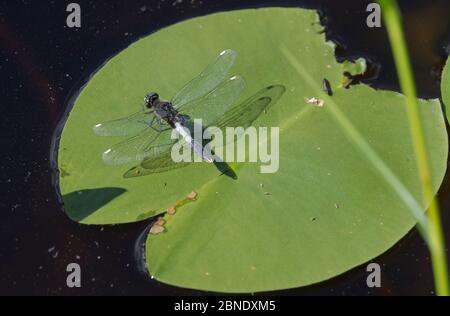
[144,92,159,108]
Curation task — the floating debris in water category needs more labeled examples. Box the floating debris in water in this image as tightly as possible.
[304,97,325,107]
[186,191,198,200]
[48,246,59,259]
[166,206,176,215]
[24,171,31,182]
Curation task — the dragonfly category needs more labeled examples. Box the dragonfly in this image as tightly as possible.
[123,84,286,178]
[93,49,246,166]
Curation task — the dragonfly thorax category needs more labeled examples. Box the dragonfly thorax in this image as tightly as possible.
[144,92,160,109]
[153,101,182,128]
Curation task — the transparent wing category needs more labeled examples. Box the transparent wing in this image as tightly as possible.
[180,75,246,127]
[102,76,245,168]
[171,49,237,109]
[93,110,156,137]
[213,85,286,129]
[123,148,190,178]
[102,126,175,165]
[124,85,285,178]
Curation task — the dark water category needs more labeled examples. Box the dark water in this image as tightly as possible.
[1,0,449,295]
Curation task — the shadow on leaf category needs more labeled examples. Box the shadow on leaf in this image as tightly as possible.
[63,187,126,221]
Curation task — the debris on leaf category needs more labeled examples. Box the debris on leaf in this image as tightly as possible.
[304,97,325,107]
[150,217,166,235]
[150,224,165,235]
[186,191,198,200]
[164,191,198,215]
[155,217,165,226]
[322,78,332,96]
[166,206,176,215]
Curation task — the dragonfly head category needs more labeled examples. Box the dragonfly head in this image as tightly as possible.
[144,92,159,109]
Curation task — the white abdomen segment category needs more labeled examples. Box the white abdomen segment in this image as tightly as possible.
[174,122,214,163]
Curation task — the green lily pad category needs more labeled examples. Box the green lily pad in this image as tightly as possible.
[58,8,448,292]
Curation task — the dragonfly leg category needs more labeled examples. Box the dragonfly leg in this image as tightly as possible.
[139,116,170,132]
[156,118,164,131]
[137,116,156,129]
[148,117,164,132]
[148,116,157,128]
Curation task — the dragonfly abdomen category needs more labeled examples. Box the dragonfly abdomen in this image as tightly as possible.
[174,122,214,163]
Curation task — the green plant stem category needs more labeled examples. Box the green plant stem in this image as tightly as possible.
[379,0,449,296]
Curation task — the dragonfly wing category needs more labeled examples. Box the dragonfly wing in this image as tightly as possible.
[211,85,285,145]
[123,148,190,178]
[102,126,175,165]
[213,85,285,128]
[93,110,156,137]
[172,49,237,109]
[120,85,284,174]
[124,77,246,172]
[180,75,246,127]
